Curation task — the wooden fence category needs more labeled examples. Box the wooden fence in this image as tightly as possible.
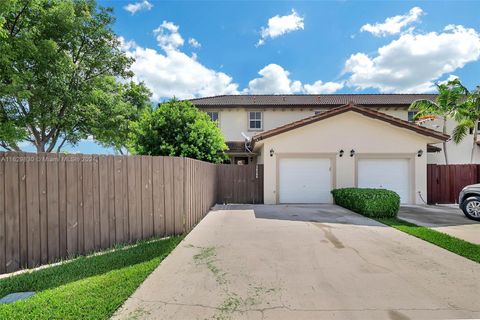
[217,164,264,204]
[427,164,480,204]
[0,152,217,274]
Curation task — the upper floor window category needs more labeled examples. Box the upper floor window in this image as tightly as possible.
[248,111,263,130]
[408,111,417,122]
[206,111,219,124]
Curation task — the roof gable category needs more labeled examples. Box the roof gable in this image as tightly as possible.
[251,103,449,143]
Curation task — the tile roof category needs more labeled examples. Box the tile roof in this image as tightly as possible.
[189,94,437,108]
[251,103,449,143]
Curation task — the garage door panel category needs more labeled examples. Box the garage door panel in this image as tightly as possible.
[279,158,332,203]
[358,159,410,203]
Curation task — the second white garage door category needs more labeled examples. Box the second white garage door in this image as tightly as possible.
[279,158,332,204]
[357,158,411,203]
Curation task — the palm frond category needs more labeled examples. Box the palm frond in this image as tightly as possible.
[452,120,473,144]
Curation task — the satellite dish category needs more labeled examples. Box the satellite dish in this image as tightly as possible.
[241,132,251,142]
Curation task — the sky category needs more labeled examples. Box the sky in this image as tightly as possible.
[15,0,480,153]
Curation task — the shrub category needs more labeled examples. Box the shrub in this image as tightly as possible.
[331,188,400,218]
[129,99,228,163]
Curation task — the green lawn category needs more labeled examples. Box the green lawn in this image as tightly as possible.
[0,236,182,319]
[378,217,480,263]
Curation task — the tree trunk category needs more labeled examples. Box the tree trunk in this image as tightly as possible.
[472,121,478,163]
[442,116,449,165]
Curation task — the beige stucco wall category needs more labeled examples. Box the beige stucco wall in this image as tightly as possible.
[206,107,409,141]
[256,111,439,205]
[422,117,480,164]
[203,106,478,164]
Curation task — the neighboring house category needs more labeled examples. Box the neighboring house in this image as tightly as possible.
[190,94,477,205]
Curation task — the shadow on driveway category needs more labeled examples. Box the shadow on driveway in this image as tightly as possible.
[213,204,385,227]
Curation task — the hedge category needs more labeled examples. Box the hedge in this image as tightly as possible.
[331,188,400,218]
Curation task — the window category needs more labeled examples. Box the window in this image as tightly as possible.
[408,111,417,122]
[206,111,219,125]
[248,111,262,130]
[469,122,480,134]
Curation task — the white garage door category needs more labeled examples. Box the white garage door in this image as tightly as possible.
[279,158,332,203]
[357,159,410,203]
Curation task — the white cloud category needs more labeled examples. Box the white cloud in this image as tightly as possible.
[246,64,302,94]
[344,25,480,93]
[188,38,201,48]
[154,21,185,50]
[361,7,423,37]
[120,21,341,100]
[245,64,343,94]
[119,34,238,100]
[123,0,153,15]
[257,9,304,46]
[304,80,345,94]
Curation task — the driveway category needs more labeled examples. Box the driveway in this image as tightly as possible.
[113,205,480,320]
[399,205,480,245]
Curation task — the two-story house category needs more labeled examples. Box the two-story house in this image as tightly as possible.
[190,94,479,205]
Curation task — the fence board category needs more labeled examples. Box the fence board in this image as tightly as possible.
[114,157,124,243]
[152,156,165,237]
[141,156,154,238]
[0,153,5,274]
[46,154,60,262]
[107,156,116,246]
[18,153,28,268]
[174,158,185,234]
[98,156,109,248]
[66,157,78,256]
[58,157,67,258]
[5,155,20,272]
[164,157,174,235]
[38,154,48,263]
[77,156,84,254]
[92,156,100,250]
[82,159,94,253]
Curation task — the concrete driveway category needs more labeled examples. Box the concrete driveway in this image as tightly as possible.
[399,205,480,244]
[113,205,480,320]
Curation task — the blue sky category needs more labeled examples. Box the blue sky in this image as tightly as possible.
[15,0,480,153]
[101,0,480,99]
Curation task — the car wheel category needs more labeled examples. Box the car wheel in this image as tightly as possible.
[461,196,480,221]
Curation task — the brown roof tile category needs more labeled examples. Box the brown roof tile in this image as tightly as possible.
[189,94,436,108]
[251,103,449,143]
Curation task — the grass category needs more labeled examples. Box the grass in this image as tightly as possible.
[377,217,480,264]
[0,236,182,319]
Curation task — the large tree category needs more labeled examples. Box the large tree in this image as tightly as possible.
[0,0,148,152]
[129,100,228,163]
[409,79,468,164]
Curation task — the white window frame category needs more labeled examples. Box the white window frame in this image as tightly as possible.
[206,111,220,126]
[248,111,263,131]
[407,111,417,122]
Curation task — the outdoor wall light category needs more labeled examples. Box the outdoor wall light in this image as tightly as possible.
[417,149,424,157]
[339,149,344,157]
[350,149,355,157]
[270,148,275,157]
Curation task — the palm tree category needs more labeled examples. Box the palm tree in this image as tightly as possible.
[452,86,480,163]
[409,79,468,165]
